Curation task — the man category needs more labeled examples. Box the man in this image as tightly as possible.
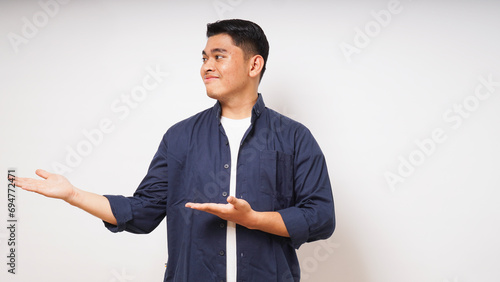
[14,19,335,282]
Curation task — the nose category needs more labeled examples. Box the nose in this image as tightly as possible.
[201,57,215,73]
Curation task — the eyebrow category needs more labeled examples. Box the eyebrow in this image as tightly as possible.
[202,48,228,56]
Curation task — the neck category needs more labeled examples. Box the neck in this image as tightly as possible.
[220,92,258,119]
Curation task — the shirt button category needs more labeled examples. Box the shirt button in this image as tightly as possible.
[224,164,229,169]
[219,250,225,256]
[222,191,228,197]
[220,222,225,228]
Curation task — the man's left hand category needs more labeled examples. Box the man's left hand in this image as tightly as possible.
[185,196,258,229]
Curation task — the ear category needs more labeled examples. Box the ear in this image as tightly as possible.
[248,55,264,79]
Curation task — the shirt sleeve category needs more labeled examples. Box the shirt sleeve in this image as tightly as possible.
[103,135,168,234]
[277,126,335,249]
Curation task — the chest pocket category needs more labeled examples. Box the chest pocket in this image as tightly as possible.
[259,150,294,210]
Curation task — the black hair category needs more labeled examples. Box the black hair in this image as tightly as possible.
[206,19,269,81]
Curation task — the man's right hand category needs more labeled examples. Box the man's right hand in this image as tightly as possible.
[13,169,76,202]
[12,169,117,225]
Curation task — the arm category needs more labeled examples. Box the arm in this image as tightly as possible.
[185,129,335,241]
[186,196,289,237]
[13,169,117,225]
[277,127,335,248]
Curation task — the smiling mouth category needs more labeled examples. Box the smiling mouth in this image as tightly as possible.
[204,76,219,82]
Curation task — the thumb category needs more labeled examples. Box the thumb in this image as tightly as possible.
[227,196,244,208]
[35,169,51,179]
[227,196,238,205]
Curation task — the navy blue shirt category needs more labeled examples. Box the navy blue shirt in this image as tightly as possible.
[104,94,335,281]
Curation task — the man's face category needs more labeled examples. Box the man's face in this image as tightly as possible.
[201,33,250,101]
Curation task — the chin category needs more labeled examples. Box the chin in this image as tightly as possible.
[206,89,225,101]
[206,91,217,99]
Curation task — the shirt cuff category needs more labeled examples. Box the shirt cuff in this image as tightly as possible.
[278,207,309,249]
[102,195,133,232]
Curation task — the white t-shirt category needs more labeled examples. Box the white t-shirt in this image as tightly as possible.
[220,116,251,282]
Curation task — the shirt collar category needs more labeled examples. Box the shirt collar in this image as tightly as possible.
[213,93,265,124]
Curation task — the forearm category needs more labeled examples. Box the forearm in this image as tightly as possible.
[67,188,117,225]
[185,197,290,237]
[249,211,289,237]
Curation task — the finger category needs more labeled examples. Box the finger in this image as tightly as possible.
[185,202,210,210]
[17,181,32,191]
[227,196,243,208]
[15,178,43,193]
[12,177,28,188]
[186,203,225,213]
[7,173,15,181]
[227,196,239,208]
[35,169,51,179]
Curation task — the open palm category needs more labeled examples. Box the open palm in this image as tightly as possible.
[14,169,75,201]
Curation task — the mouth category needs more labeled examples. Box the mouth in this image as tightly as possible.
[204,75,219,83]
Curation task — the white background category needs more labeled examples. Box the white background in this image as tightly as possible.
[1,0,499,281]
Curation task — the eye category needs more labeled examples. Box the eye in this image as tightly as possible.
[215,55,223,60]
[201,57,207,63]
